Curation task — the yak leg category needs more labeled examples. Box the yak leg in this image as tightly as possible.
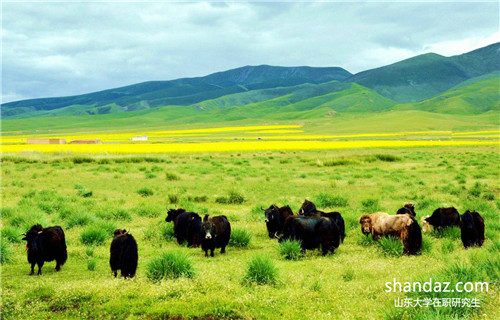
[37,261,44,275]
[113,270,118,277]
[30,263,36,275]
[176,233,184,245]
[322,242,330,256]
[204,250,208,257]
[210,249,214,257]
[55,261,62,271]
[220,246,226,254]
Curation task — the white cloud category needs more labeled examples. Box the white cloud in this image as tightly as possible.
[423,31,500,56]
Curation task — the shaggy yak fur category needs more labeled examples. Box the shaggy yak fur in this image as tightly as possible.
[110,229,138,278]
[424,207,460,230]
[396,204,416,217]
[165,208,202,247]
[201,215,231,257]
[459,210,485,249]
[22,224,67,275]
[280,215,341,255]
[359,213,422,255]
[262,204,294,239]
[298,199,346,243]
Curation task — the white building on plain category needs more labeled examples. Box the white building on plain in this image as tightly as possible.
[132,135,148,141]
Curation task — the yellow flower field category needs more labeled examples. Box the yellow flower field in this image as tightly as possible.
[0,125,304,144]
[2,128,498,145]
[2,140,498,154]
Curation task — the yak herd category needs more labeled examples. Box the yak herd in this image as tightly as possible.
[21,200,485,278]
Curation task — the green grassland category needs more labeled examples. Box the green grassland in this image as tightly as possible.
[2,109,499,140]
[1,145,499,319]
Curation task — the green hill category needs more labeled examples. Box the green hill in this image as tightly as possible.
[394,74,500,114]
[346,42,500,102]
[1,65,351,118]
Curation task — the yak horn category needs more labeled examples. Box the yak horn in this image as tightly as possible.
[21,233,26,236]
[38,231,43,234]
[261,207,265,211]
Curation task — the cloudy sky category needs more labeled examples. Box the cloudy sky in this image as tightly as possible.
[1,1,499,103]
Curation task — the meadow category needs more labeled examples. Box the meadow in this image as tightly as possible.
[1,144,499,320]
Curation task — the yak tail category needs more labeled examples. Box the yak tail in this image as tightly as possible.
[60,245,68,266]
[402,219,422,255]
[59,230,68,266]
[332,223,341,249]
[472,212,485,247]
[120,235,138,278]
[336,216,346,243]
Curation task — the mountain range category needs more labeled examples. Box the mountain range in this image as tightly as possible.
[2,42,499,122]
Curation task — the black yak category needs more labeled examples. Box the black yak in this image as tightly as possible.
[165,208,202,247]
[397,203,416,217]
[298,199,346,243]
[262,204,294,239]
[201,215,231,257]
[22,224,67,275]
[110,229,138,278]
[424,207,460,230]
[460,210,485,248]
[280,215,341,255]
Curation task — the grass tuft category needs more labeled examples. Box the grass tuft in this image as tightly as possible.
[66,212,95,229]
[87,259,97,271]
[244,255,278,285]
[137,187,154,197]
[229,228,251,247]
[1,226,22,243]
[215,190,245,204]
[314,193,349,208]
[165,172,180,181]
[80,227,108,246]
[279,240,302,260]
[377,236,403,257]
[1,241,13,264]
[146,251,194,282]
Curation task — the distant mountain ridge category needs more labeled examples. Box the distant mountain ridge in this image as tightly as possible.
[2,42,499,119]
[2,65,351,118]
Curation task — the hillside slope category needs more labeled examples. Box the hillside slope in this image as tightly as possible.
[346,42,500,102]
[394,74,500,114]
[1,65,351,118]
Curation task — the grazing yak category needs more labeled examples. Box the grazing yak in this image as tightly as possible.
[201,215,231,257]
[397,204,416,217]
[424,207,460,230]
[165,208,202,247]
[262,205,294,239]
[358,213,422,255]
[110,229,138,278]
[298,200,346,243]
[22,224,67,275]
[280,215,341,255]
[459,210,485,248]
